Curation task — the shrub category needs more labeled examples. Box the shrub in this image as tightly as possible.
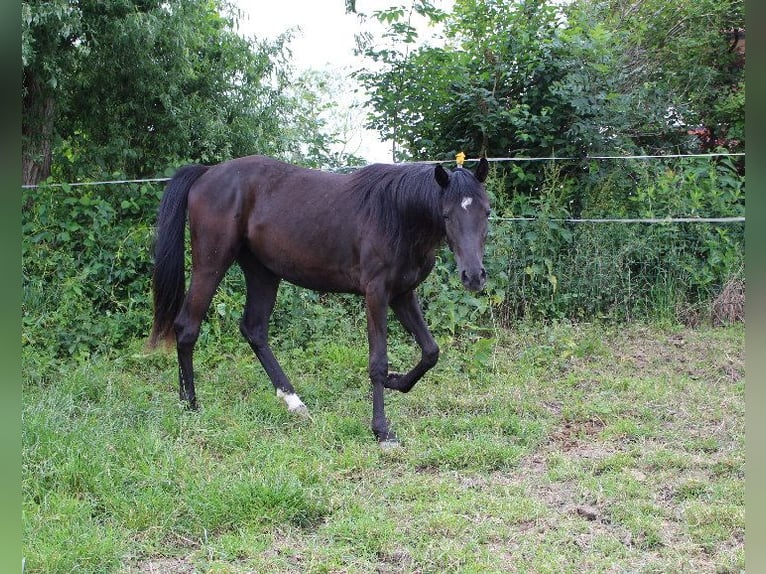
[22,181,162,358]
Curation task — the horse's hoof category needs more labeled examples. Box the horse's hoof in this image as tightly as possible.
[276,389,310,417]
[289,404,311,418]
[379,438,401,450]
[181,398,198,411]
[374,426,399,448]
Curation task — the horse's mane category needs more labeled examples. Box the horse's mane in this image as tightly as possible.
[348,163,482,256]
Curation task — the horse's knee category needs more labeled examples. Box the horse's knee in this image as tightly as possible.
[423,344,440,368]
[174,320,199,350]
[368,358,388,385]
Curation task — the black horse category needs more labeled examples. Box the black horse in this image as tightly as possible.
[150,155,490,444]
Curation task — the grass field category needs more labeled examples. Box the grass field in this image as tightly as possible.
[22,320,744,573]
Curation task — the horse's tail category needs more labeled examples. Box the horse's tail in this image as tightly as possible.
[149,164,209,348]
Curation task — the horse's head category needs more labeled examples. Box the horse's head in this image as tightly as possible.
[434,158,490,292]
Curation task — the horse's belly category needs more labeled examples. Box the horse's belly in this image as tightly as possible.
[274,259,360,293]
[250,241,362,294]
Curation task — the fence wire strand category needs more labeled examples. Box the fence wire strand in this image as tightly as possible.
[491,216,744,224]
[21,153,745,224]
[20,151,745,189]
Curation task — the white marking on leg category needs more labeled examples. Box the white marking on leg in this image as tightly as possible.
[461,197,473,210]
[276,388,308,415]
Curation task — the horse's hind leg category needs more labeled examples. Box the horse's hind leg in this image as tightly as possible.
[174,214,239,408]
[174,266,228,408]
[238,253,308,416]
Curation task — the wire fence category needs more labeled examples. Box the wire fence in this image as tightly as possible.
[491,216,744,224]
[413,152,746,164]
[21,152,746,224]
[20,151,745,188]
[22,151,745,346]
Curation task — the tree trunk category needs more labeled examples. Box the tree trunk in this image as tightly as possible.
[22,70,56,187]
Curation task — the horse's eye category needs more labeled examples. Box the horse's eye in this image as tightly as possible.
[443,213,450,221]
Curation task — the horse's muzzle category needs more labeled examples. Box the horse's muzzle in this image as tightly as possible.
[461,267,487,292]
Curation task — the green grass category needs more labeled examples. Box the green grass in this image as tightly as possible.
[23,321,744,573]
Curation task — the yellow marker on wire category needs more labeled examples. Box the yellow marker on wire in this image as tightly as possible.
[455,151,466,168]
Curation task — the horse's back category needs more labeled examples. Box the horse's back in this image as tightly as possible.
[186,155,365,292]
[190,155,348,214]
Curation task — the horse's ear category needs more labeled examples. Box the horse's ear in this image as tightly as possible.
[434,164,450,189]
[475,157,489,183]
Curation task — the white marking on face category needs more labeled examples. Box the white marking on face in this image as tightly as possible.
[276,388,307,412]
[461,197,473,211]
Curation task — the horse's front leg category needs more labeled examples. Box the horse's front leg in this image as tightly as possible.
[385,290,440,393]
[365,287,397,445]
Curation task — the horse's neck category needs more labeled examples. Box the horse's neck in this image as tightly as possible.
[399,215,444,261]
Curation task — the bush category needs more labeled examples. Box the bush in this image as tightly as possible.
[488,157,744,325]
[23,181,163,358]
[418,157,744,331]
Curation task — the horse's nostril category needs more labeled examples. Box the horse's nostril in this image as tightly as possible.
[461,268,486,291]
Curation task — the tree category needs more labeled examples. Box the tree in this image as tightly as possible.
[589,0,745,153]
[281,68,368,170]
[21,0,312,185]
[22,0,82,184]
[356,0,744,201]
[360,0,738,159]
